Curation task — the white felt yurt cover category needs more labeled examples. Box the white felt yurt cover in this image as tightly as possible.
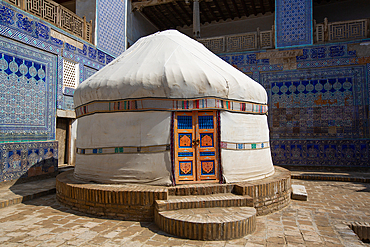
[74,30,267,107]
[74,30,274,185]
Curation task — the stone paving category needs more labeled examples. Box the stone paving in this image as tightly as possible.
[0,179,369,246]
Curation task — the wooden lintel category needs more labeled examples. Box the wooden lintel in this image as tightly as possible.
[132,0,177,10]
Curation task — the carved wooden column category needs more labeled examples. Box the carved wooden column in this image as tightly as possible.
[193,0,200,38]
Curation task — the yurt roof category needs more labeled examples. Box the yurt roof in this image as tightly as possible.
[73,30,267,107]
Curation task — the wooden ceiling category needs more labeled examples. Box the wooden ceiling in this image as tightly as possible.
[133,0,273,29]
[132,0,347,30]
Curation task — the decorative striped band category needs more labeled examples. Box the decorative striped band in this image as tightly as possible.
[75,97,268,118]
[220,141,269,150]
[77,144,170,155]
[76,142,269,155]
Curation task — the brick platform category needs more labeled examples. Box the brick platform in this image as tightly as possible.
[56,171,168,221]
[56,166,291,239]
[234,166,291,216]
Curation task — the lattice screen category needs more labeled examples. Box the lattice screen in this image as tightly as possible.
[63,59,79,89]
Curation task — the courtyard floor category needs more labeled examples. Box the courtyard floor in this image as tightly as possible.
[0,179,369,246]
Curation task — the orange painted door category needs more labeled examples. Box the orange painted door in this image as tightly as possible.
[174,111,219,184]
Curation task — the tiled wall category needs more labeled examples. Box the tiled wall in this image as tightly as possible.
[96,0,126,57]
[275,0,313,48]
[0,1,110,182]
[0,141,58,182]
[219,40,370,169]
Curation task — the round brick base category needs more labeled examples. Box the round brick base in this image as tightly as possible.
[56,166,291,222]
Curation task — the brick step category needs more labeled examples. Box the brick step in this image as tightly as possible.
[155,206,256,240]
[168,183,234,196]
[155,193,253,212]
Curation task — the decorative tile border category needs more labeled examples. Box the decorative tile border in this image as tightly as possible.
[220,141,269,150]
[76,144,170,155]
[271,139,370,167]
[75,98,268,118]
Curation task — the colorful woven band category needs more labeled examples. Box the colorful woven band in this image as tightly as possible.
[77,144,170,155]
[75,97,268,118]
[220,141,270,150]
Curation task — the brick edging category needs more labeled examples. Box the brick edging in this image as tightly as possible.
[0,188,56,209]
[292,174,370,183]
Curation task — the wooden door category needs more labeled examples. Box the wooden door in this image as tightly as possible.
[174,111,219,184]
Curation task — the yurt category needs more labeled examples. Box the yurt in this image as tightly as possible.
[73,30,274,186]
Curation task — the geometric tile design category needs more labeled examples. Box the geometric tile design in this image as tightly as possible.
[271,139,370,168]
[0,35,57,143]
[0,1,112,113]
[84,66,98,81]
[0,1,112,182]
[0,140,58,182]
[275,0,313,48]
[97,0,126,57]
[63,95,74,111]
[260,66,367,140]
[218,39,370,168]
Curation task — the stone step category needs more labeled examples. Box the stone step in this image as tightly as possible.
[155,206,256,240]
[155,193,253,212]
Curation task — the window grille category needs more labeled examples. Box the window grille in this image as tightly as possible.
[63,59,79,89]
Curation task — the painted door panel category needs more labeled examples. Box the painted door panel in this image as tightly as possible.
[174,111,218,184]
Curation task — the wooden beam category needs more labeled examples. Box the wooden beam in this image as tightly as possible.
[142,8,167,29]
[152,5,175,28]
[177,1,193,25]
[259,0,265,14]
[250,0,258,16]
[169,3,189,26]
[199,2,212,23]
[221,0,233,19]
[204,1,218,20]
[167,4,187,26]
[230,0,241,18]
[239,0,250,17]
[213,0,227,20]
[132,0,176,10]
[268,0,274,12]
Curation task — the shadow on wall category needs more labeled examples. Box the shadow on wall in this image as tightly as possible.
[1,156,58,187]
[23,157,58,179]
